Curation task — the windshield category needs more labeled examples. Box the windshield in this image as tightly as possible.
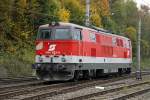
[37,29,51,40]
[54,28,72,40]
[37,28,72,40]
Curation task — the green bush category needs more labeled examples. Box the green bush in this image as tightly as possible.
[0,47,34,77]
[132,57,150,71]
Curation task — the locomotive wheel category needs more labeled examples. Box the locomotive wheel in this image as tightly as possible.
[73,70,80,81]
[83,70,91,80]
[118,68,123,76]
[126,68,131,74]
[96,69,104,77]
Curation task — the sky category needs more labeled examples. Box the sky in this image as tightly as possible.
[134,0,150,8]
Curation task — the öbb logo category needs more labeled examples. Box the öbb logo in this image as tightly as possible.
[48,44,56,51]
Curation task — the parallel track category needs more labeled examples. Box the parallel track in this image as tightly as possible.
[0,80,46,99]
[0,76,36,85]
[112,83,150,100]
[6,73,145,100]
[0,72,149,100]
[0,80,85,99]
[69,81,150,100]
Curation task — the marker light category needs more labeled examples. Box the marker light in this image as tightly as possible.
[39,56,43,62]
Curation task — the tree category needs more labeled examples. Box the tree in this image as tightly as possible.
[125,26,136,42]
[141,40,150,58]
[125,26,137,57]
[90,5,102,27]
[0,0,11,42]
[58,8,70,22]
[125,0,138,28]
[64,0,85,25]
[104,17,117,32]
[35,0,60,24]
[90,0,111,28]
[111,0,127,33]
[100,0,110,17]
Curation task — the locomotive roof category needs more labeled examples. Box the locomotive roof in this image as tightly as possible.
[40,22,130,41]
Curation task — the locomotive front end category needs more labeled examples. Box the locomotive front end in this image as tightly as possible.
[33,23,78,81]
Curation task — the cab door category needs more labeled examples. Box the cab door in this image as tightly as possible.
[73,28,83,58]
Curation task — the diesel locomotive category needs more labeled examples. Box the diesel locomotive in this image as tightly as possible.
[33,22,132,81]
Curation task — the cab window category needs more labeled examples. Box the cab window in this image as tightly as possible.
[89,32,96,42]
[37,29,51,40]
[73,29,82,40]
[54,28,72,40]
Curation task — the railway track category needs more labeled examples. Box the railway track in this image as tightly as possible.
[0,78,92,99]
[0,72,149,100]
[1,73,147,100]
[112,86,150,100]
[0,80,45,93]
[0,76,36,85]
[68,80,150,100]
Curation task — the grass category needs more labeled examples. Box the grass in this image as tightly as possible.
[132,57,150,71]
[141,58,150,69]
[0,47,35,77]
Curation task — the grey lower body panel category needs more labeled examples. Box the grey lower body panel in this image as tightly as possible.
[33,63,132,81]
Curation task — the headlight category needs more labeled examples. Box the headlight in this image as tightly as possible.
[61,57,66,62]
[36,42,43,50]
[38,56,43,62]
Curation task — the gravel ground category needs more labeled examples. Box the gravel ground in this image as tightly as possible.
[0,67,7,77]
[46,79,141,100]
[91,83,150,100]
[128,92,150,100]
[46,75,150,100]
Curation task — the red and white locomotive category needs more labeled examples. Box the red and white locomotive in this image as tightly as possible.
[33,22,132,81]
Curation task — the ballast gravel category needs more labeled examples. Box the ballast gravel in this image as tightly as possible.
[46,79,139,100]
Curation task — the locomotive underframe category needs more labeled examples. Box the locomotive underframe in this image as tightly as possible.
[33,63,131,81]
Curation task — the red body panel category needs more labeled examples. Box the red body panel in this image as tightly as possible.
[36,28,131,59]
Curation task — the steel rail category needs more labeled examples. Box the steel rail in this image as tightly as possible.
[14,74,138,100]
[112,86,150,100]
[68,81,150,100]
[1,72,150,100]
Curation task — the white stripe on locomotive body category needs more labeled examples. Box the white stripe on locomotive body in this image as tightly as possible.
[35,55,132,64]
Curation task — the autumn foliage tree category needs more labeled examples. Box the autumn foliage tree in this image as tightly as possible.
[58,8,70,22]
[64,0,85,25]
[125,26,137,57]
[90,6,102,27]
[100,0,110,17]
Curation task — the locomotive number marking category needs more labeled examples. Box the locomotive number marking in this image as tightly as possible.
[48,44,56,51]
